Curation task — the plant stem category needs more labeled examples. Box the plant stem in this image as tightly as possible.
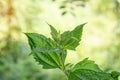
[57,32,69,79]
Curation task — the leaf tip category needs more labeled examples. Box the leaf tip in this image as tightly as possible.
[24,33,31,37]
[80,22,87,28]
[83,57,89,61]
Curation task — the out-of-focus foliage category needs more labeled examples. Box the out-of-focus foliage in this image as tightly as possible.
[59,0,89,16]
[0,0,48,80]
[0,0,120,80]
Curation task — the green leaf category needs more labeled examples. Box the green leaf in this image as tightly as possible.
[61,23,86,50]
[68,58,114,80]
[111,71,120,80]
[47,23,59,42]
[25,33,66,69]
[69,69,114,80]
[72,58,103,72]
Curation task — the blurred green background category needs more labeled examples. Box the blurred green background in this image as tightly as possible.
[0,0,120,80]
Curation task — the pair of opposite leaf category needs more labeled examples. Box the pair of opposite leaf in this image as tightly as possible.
[25,23,120,80]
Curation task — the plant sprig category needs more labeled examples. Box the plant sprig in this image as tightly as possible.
[25,23,120,80]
